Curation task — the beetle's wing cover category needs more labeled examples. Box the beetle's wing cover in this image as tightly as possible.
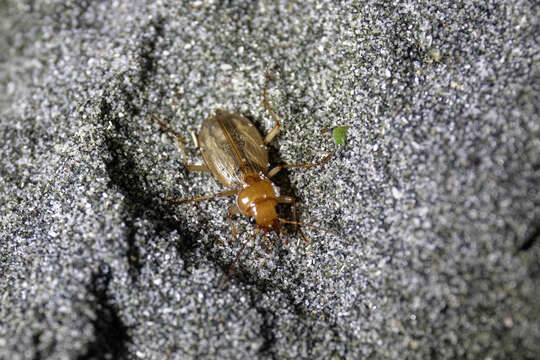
[198,110,269,187]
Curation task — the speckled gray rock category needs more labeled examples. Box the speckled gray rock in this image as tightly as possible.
[1,1,539,359]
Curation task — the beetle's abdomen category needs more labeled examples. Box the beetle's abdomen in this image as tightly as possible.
[198,110,269,188]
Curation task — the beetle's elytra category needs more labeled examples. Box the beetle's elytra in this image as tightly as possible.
[152,69,333,281]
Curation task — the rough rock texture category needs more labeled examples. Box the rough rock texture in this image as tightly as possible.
[1,1,538,359]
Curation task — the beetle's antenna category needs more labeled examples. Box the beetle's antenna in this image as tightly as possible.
[220,228,260,289]
[274,225,281,247]
[283,230,290,246]
[279,218,325,229]
[297,226,308,243]
[278,218,336,238]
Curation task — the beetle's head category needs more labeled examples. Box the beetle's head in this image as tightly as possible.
[252,201,281,233]
[250,199,279,228]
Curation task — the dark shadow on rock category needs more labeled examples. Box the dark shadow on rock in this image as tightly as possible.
[77,263,129,360]
[518,222,540,252]
[100,91,200,279]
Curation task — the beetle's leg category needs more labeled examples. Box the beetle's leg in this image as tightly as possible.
[227,206,241,244]
[261,238,272,253]
[220,228,260,289]
[277,195,308,243]
[262,66,281,145]
[262,230,279,251]
[151,114,209,172]
[268,151,335,178]
[274,228,283,248]
[168,189,238,205]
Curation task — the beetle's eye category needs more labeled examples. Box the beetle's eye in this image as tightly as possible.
[249,217,256,224]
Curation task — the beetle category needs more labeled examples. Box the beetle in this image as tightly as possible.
[152,69,333,275]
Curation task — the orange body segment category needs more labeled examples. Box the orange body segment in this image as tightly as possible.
[236,178,279,227]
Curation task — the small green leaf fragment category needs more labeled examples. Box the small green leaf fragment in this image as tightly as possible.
[428,48,442,62]
[333,126,350,145]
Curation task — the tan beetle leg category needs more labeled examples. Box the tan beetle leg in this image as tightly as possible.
[262,66,281,145]
[168,189,238,205]
[220,228,260,289]
[277,195,308,243]
[261,239,273,253]
[151,114,209,172]
[268,151,335,178]
[227,206,241,244]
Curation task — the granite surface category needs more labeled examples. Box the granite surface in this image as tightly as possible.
[1,1,539,359]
